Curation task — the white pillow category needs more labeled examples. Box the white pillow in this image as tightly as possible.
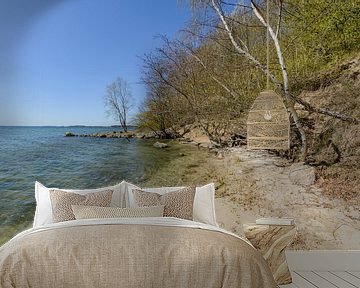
[33,181,126,227]
[125,182,218,227]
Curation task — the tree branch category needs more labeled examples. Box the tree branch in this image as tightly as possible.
[294,95,360,124]
[275,0,282,38]
[176,39,244,102]
[251,0,308,159]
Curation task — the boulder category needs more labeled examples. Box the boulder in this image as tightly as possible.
[288,163,316,186]
[153,142,169,148]
[65,132,75,137]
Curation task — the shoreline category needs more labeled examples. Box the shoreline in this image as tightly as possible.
[65,130,174,140]
[64,129,360,250]
[65,130,149,139]
[1,128,358,250]
[64,129,217,148]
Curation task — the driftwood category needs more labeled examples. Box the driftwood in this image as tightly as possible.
[228,133,247,147]
[306,140,342,167]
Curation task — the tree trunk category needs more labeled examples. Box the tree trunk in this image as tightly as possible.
[210,0,307,160]
[251,1,307,160]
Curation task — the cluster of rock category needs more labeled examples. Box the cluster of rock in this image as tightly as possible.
[64,130,224,156]
[178,137,220,149]
[65,131,158,139]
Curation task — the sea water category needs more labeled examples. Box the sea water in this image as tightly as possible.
[0,126,188,245]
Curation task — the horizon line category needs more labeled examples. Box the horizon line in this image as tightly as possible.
[0,124,138,127]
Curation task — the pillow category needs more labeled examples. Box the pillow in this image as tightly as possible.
[133,187,196,220]
[125,182,142,207]
[193,183,217,227]
[49,189,113,222]
[71,205,164,219]
[33,181,126,227]
[125,182,218,227]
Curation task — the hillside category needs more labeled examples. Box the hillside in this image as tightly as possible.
[173,55,360,249]
[299,54,360,204]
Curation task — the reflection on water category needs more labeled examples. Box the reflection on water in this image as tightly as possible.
[0,126,193,245]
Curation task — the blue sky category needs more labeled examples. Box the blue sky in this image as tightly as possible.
[0,0,191,126]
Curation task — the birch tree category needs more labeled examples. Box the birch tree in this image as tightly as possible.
[104,77,133,132]
[189,0,359,160]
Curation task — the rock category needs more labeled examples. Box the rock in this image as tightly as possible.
[99,134,107,138]
[199,143,210,148]
[135,133,146,139]
[153,142,169,148]
[179,137,192,142]
[208,143,216,149]
[288,162,316,186]
[143,132,156,139]
[216,151,225,159]
[65,132,75,137]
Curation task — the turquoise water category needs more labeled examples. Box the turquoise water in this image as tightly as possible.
[0,126,186,244]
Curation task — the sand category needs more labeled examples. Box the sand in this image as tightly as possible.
[136,138,360,250]
[211,147,360,250]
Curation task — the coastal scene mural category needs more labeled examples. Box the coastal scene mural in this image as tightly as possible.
[0,1,359,287]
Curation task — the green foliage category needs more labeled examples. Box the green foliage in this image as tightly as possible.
[284,0,360,70]
[288,0,359,58]
[138,0,359,142]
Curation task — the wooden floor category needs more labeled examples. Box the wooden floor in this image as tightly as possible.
[280,251,360,288]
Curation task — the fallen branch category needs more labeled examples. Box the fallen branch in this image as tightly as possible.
[293,95,360,124]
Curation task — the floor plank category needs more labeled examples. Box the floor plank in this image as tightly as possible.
[292,272,318,288]
[348,271,360,279]
[279,251,360,288]
[331,271,360,287]
[286,251,360,271]
[315,271,356,288]
[297,271,338,288]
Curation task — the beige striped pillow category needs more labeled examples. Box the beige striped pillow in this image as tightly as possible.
[71,205,164,219]
[49,189,113,222]
[133,186,196,220]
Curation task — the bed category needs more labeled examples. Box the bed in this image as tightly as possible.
[0,181,276,288]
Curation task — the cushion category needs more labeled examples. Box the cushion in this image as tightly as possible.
[72,205,164,219]
[133,187,196,220]
[33,181,126,227]
[125,182,218,226]
[49,189,113,222]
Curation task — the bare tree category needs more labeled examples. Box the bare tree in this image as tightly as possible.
[104,77,133,132]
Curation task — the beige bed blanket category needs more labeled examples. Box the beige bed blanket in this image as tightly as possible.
[0,218,276,288]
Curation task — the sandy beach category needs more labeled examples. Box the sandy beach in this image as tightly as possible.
[213,147,360,250]
[145,140,360,250]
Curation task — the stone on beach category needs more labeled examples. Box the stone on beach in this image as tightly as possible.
[153,142,169,148]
